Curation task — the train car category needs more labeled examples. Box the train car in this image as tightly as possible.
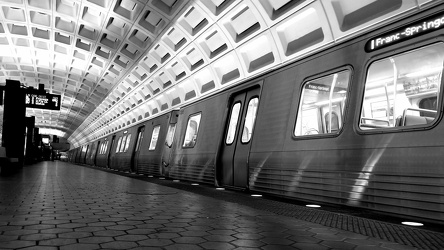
[95,134,115,168]
[169,80,261,187]
[165,4,444,224]
[136,110,179,176]
[108,126,139,172]
[85,141,99,166]
[67,149,75,162]
[74,147,82,164]
[70,1,444,225]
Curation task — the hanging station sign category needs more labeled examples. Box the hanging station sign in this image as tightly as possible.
[25,93,61,110]
[365,11,444,52]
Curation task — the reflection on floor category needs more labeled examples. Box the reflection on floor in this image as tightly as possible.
[0,161,439,249]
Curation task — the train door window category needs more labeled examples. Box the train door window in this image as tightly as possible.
[135,130,143,152]
[295,70,351,136]
[226,102,241,144]
[241,98,258,143]
[359,43,443,130]
[120,135,128,153]
[149,126,161,150]
[165,124,176,148]
[124,134,131,152]
[183,113,201,148]
[115,136,122,153]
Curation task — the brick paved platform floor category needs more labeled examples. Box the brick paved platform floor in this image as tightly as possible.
[0,161,442,250]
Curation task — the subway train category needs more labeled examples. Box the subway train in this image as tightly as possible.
[69,2,444,225]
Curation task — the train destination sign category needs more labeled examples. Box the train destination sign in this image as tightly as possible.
[25,93,61,110]
[365,11,444,52]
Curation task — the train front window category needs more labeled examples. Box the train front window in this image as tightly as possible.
[165,124,176,148]
[295,70,351,136]
[124,134,131,152]
[360,43,443,130]
[120,135,127,153]
[115,137,122,153]
[149,126,160,150]
[242,98,259,143]
[226,102,241,144]
[183,113,201,148]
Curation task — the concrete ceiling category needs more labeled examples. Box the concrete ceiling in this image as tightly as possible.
[0,0,437,148]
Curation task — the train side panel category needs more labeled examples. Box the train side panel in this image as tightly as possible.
[137,111,177,176]
[169,94,228,184]
[112,126,139,171]
[85,141,98,166]
[247,10,444,223]
[108,130,124,170]
[74,147,82,164]
[96,134,114,168]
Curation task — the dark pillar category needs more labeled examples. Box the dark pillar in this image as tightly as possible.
[25,116,35,164]
[2,80,26,171]
[33,128,42,161]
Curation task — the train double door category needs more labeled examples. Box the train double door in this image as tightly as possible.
[219,87,260,189]
[130,126,145,173]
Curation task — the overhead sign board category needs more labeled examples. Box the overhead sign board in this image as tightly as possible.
[25,93,61,110]
[365,11,444,52]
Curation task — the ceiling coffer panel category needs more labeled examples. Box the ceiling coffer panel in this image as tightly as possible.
[0,0,424,147]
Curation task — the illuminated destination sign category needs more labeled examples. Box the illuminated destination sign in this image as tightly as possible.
[25,93,61,110]
[305,83,347,93]
[365,11,444,52]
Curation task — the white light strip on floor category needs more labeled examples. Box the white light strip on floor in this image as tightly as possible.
[402,222,424,226]
[306,205,321,208]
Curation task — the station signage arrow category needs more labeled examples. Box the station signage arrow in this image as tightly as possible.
[25,92,61,111]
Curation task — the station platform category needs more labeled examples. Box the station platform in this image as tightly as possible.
[1,161,443,250]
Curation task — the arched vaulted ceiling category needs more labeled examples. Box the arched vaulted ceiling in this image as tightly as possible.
[0,0,438,148]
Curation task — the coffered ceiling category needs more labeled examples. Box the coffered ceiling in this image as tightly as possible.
[0,0,437,148]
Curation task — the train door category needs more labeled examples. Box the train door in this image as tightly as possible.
[106,135,115,168]
[162,111,178,177]
[94,141,100,166]
[131,126,145,173]
[219,87,260,189]
[83,145,89,163]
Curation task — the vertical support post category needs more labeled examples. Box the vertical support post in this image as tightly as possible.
[2,80,26,170]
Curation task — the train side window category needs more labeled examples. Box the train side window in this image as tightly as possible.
[295,70,351,136]
[226,102,241,144]
[242,98,259,143]
[419,97,437,116]
[149,126,161,150]
[115,137,122,153]
[359,43,443,130]
[165,124,176,148]
[183,113,202,148]
[124,134,131,152]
